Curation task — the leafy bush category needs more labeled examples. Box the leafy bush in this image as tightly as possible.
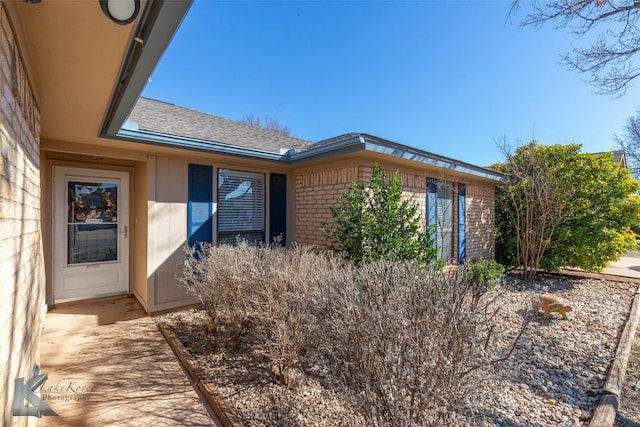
[322,163,438,265]
[466,258,505,290]
[181,244,529,424]
[495,142,640,278]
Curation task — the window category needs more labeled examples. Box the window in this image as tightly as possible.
[427,178,466,263]
[67,181,119,264]
[218,169,265,244]
[436,181,454,261]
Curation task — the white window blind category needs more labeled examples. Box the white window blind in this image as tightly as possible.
[217,169,265,244]
[436,181,454,262]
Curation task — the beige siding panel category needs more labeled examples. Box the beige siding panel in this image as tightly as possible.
[147,156,197,312]
[132,160,148,307]
[0,5,45,426]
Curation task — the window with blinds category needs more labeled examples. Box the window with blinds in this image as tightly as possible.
[436,181,454,262]
[217,169,265,244]
[427,179,467,264]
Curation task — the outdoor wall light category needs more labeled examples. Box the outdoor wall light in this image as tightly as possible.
[99,0,140,25]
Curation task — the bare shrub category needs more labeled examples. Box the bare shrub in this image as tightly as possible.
[322,261,528,426]
[181,243,255,340]
[248,244,316,385]
[181,242,342,386]
[182,244,529,422]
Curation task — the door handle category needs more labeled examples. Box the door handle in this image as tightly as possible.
[123,225,128,239]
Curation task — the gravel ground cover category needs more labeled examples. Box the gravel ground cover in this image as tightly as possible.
[156,274,638,426]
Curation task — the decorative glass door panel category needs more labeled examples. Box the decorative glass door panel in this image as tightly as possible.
[67,181,119,264]
[53,167,129,302]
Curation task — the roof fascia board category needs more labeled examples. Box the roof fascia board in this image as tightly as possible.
[101,0,193,137]
[117,128,284,161]
[289,134,508,183]
[362,137,509,183]
[288,135,365,163]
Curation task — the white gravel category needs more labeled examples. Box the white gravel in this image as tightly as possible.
[157,274,638,426]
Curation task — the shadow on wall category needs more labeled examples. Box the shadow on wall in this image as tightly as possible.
[466,187,496,259]
[146,196,198,311]
[1,150,47,426]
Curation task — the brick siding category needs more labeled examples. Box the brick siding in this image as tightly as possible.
[294,163,496,261]
[465,182,496,260]
[294,166,358,245]
[0,5,45,426]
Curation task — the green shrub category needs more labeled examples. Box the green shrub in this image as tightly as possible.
[322,163,437,265]
[466,259,505,290]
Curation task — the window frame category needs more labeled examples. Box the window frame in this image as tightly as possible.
[217,168,266,245]
[427,178,466,264]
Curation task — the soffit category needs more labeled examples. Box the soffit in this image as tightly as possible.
[14,1,137,144]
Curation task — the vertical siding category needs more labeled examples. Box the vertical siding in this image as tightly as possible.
[146,156,198,312]
[0,5,45,426]
[132,160,148,307]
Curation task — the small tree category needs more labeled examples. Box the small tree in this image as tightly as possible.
[495,141,640,279]
[241,113,292,136]
[322,164,437,265]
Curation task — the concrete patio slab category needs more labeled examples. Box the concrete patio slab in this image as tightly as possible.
[37,296,220,426]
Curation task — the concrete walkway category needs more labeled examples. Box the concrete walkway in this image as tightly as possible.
[604,251,640,279]
[37,296,221,426]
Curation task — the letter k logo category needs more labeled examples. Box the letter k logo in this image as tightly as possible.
[13,365,58,417]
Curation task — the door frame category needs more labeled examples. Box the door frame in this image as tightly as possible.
[52,166,130,303]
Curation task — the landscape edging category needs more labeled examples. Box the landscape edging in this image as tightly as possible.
[589,285,640,427]
[157,322,245,427]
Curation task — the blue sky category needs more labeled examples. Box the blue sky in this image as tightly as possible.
[142,1,640,166]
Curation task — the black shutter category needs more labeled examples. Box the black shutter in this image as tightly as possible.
[269,173,287,246]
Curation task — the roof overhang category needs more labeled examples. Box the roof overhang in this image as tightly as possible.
[9,0,191,145]
[115,126,508,183]
[117,126,284,162]
[288,134,510,184]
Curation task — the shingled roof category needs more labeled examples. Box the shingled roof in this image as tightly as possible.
[124,97,507,183]
[128,97,313,154]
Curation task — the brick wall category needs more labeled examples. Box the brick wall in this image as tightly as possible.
[466,182,496,260]
[294,162,497,261]
[0,5,45,426]
[294,166,358,245]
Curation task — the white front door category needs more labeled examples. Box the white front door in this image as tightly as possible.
[53,166,129,302]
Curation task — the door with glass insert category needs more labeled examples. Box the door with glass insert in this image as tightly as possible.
[53,167,129,302]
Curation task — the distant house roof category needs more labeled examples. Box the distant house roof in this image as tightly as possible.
[612,150,627,169]
[121,98,508,184]
[593,150,627,170]
[127,97,313,154]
